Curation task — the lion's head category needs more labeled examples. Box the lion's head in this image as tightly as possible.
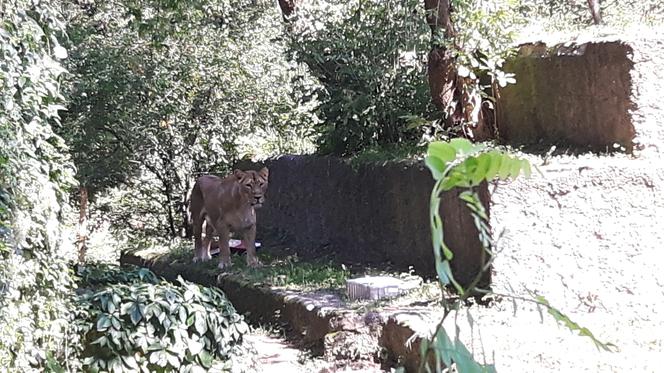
[234,167,269,208]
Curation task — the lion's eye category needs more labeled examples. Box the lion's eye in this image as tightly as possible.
[245,183,252,188]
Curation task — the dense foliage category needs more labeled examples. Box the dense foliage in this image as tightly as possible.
[423,139,614,371]
[60,0,317,239]
[521,0,664,29]
[1,0,658,371]
[0,1,79,371]
[286,0,435,155]
[75,265,249,372]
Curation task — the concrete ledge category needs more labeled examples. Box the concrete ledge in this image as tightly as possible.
[120,252,435,372]
[237,155,490,288]
[498,41,636,150]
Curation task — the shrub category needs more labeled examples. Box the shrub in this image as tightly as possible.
[0,1,79,370]
[75,266,249,372]
[287,0,435,155]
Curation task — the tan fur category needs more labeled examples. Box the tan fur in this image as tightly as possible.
[189,168,269,269]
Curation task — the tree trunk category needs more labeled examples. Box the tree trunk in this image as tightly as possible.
[278,0,298,19]
[587,0,602,25]
[163,180,177,238]
[424,0,493,140]
[180,180,193,239]
[77,185,89,263]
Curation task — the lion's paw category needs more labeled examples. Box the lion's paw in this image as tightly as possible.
[218,259,232,270]
[247,258,263,268]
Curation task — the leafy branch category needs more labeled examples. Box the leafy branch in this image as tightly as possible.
[421,138,614,372]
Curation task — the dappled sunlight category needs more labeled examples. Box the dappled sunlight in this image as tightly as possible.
[2,0,662,371]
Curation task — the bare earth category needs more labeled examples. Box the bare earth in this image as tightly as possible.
[466,152,664,372]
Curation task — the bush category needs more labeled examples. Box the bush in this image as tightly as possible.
[75,265,249,372]
[0,1,79,370]
[287,0,435,155]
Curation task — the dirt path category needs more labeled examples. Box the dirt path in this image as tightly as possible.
[240,334,385,373]
[244,335,305,372]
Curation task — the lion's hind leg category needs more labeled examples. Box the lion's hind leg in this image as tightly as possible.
[192,214,204,263]
[200,219,214,262]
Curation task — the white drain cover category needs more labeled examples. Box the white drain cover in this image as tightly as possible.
[346,276,420,301]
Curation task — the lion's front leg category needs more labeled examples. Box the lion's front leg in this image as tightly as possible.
[215,224,232,270]
[242,225,262,268]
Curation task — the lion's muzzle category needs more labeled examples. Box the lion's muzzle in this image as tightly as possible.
[252,195,264,208]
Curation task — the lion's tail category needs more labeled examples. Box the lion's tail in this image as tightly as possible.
[183,178,202,238]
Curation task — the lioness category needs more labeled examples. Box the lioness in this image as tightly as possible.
[189,168,268,269]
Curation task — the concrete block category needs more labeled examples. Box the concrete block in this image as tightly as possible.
[346,276,420,301]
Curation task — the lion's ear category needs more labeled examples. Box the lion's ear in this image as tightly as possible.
[258,167,269,179]
[233,169,245,180]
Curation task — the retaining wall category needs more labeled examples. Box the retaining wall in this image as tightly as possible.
[237,156,490,288]
[497,40,637,150]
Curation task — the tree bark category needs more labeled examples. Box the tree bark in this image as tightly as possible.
[180,179,193,238]
[77,185,89,263]
[277,0,298,19]
[424,0,493,140]
[587,0,602,25]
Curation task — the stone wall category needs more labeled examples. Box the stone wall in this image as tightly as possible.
[238,155,490,288]
[497,41,636,151]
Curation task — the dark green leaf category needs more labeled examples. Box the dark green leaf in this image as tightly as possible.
[96,315,112,330]
[130,303,143,325]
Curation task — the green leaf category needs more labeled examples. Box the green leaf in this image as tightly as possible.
[433,328,454,367]
[194,312,207,335]
[122,355,139,370]
[108,358,123,373]
[521,159,532,178]
[535,294,616,352]
[178,306,187,323]
[120,302,133,316]
[188,339,204,355]
[166,352,181,369]
[147,342,164,351]
[484,151,502,181]
[449,138,478,155]
[454,337,485,372]
[111,316,121,330]
[92,335,107,346]
[471,153,491,185]
[197,350,214,368]
[96,315,112,330]
[428,142,456,165]
[149,351,160,364]
[107,298,116,314]
[425,155,446,180]
[130,303,143,325]
[509,157,522,180]
[497,156,512,180]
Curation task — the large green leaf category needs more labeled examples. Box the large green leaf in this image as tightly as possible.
[426,155,447,180]
[96,314,112,331]
[428,142,457,165]
[129,302,143,325]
